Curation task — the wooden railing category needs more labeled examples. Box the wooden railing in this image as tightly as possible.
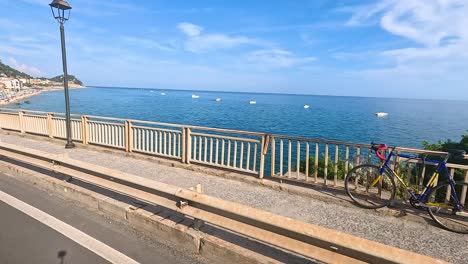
[0,108,466,192]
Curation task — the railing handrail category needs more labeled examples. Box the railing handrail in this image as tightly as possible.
[0,142,447,264]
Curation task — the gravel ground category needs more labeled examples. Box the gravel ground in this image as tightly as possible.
[1,133,467,263]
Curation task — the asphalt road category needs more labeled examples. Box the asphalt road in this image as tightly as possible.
[0,201,109,264]
[0,173,207,264]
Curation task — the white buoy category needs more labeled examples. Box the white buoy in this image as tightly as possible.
[375,112,388,117]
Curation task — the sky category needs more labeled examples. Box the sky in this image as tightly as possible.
[0,0,467,100]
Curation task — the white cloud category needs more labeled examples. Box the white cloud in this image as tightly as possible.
[177,22,261,53]
[246,49,316,69]
[178,22,203,37]
[347,0,467,47]
[342,0,468,97]
[345,0,394,26]
[7,57,43,77]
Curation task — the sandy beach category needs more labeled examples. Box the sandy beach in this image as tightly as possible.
[0,86,86,106]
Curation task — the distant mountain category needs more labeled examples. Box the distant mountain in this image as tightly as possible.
[49,75,83,86]
[0,60,83,86]
[0,60,32,79]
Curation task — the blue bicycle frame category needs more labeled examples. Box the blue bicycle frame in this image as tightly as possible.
[378,149,462,207]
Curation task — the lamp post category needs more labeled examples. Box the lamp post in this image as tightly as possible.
[49,0,74,148]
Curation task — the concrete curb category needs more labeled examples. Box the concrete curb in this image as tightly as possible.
[0,160,287,264]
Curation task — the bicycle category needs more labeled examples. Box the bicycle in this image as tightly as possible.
[344,143,468,233]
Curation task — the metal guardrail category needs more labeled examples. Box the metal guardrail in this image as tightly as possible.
[0,108,467,190]
[0,142,446,264]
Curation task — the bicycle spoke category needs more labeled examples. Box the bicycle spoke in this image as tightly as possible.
[345,164,395,209]
[427,182,468,233]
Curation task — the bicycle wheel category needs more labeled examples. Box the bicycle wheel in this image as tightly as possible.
[345,164,396,209]
[427,182,468,234]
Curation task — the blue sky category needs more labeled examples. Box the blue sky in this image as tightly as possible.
[0,0,467,99]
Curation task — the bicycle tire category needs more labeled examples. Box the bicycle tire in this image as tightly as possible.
[345,164,396,209]
[426,182,468,234]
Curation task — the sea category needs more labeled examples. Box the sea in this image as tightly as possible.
[4,87,468,149]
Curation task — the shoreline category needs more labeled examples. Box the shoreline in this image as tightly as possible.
[0,86,86,106]
[0,90,42,106]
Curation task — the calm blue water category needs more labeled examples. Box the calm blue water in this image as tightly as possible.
[5,87,468,148]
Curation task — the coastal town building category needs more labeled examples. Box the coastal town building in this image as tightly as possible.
[0,77,22,91]
[30,78,51,85]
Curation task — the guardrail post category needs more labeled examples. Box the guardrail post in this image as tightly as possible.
[81,115,88,144]
[259,134,270,179]
[125,120,133,152]
[19,111,25,134]
[47,113,54,138]
[185,127,192,164]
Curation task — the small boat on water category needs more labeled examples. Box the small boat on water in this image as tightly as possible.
[215,98,222,102]
[375,112,388,117]
[161,92,166,96]
[303,104,310,109]
[150,90,154,93]
[249,100,256,104]
[192,94,200,99]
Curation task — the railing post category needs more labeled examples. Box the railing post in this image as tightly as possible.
[259,134,270,179]
[186,127,192,164]
[125,120,133,152]
[47,113,54,138]
[19,111,25,134]
[324,143,329,186]
[81,115,88,144]
[270,137,276,176]
[181,127,186,163]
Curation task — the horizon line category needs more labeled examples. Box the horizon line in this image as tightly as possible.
[85,85,468,102]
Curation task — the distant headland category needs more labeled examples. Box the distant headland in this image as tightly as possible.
[0,59,85,105]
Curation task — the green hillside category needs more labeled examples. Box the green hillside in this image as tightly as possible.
[0,60,83,85]
[49,75,83,86]
[0,60,32,79]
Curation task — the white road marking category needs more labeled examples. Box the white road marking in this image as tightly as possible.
[0,190,139,264]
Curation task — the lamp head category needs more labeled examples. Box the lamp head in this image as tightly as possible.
[49,0,72,23]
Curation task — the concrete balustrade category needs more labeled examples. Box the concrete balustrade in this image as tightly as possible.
[0,108,467,195]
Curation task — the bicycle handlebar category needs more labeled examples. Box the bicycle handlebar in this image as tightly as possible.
[370,142,388,161]
[370,142,466,163]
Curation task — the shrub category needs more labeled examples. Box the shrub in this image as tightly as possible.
[297,155,350,180]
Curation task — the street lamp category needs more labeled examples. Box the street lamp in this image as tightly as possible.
[49,0,75,148]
